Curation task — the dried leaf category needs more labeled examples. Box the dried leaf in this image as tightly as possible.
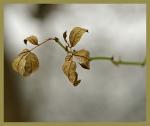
[62,56,81,86]
[63,31,68,42]
[24,35,38,45]
[12,49,30,72]
[74,49,90,69]
[12,49,39,76]
[69,27,88,47]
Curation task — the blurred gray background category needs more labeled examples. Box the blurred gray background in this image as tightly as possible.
[4,4,146,122]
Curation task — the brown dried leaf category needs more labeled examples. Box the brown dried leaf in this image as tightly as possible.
[74,49,90,69]
[69,27,88,47]
[12,49,39,76]
[24,35,38,45]
[63,31,68,42]
[12,49,29,72]
[62,56,81,86]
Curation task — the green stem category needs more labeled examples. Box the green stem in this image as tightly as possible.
[89,56,112,61]
[89,56,146,66]
[116,60,145,66]
[54,37,67,52]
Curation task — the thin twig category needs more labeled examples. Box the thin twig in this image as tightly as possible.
[29,38,53,52]
[89,56,146,66]
[53,37,68,52]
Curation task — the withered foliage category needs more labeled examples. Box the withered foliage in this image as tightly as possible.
[12,49,39,76]
[24,35,38,45]
[69,27,88,47]
[12,27,90,86]
[62,54,81,86]
[74,49,90,69]
[61,27,89,86]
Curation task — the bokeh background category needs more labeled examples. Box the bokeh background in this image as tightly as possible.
[4,4,146,122]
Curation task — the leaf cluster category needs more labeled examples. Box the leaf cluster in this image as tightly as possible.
[12,27,90,86]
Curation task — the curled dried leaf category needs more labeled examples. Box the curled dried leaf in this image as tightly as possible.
[69,27,88,47]
[62,55,81,86]
[24,35,38,45]
[74,49,90,69]
[63,31,68,43]
[12,49,39,76]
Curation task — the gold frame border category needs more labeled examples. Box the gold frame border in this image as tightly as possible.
[0,0,149,126]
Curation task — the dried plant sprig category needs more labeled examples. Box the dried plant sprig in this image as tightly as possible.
[12,27,146,86]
